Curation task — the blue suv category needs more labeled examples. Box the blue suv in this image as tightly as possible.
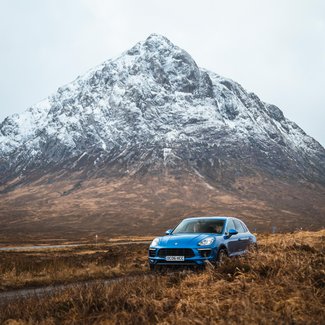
[148,216,257,269]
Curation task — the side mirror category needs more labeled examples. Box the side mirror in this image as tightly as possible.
[228,229,238,237]
[165,229,173,235]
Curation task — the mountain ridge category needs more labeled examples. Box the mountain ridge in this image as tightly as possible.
[0,34,324,235]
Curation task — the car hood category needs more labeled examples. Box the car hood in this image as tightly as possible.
[159,234,215,247]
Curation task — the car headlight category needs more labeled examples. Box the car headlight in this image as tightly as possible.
[198,237,214,246]
[151,237,160,247]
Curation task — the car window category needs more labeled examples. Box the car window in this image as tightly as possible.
[173,219,225,234]
[240,221,248,232]
[226,219,235,233]
[233,219,245,233]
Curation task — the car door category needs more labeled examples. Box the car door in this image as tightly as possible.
[224,219,240,255]
[233,219,250,252]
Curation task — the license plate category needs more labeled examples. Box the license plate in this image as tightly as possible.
[166,256,185,261]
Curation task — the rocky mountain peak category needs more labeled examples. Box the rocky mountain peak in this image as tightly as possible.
[0,34,324,187]
[0,34,324,234]
[125,34,205,96]
[143,33,174,49]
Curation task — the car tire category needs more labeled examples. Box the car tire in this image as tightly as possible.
[149,263,156,271]
[217,248,228,265]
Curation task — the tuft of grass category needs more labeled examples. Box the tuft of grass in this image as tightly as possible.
[0,230,324,324]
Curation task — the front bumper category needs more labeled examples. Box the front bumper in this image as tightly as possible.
[148,247,217,266]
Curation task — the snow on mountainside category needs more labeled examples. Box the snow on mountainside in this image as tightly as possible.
[0,34,324,185]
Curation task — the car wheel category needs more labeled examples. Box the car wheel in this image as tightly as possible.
[217,248,228,265]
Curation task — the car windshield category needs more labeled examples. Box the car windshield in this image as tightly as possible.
[172,219,225,234]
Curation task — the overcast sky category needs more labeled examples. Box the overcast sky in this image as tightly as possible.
[0,0,324,146]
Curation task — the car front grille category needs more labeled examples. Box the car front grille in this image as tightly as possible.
[198,249,212,257]
[158,248,195,258]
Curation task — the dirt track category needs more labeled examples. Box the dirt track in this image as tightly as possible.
[0,240,151,251]
[0,273,154,305]
[0,240,151,304]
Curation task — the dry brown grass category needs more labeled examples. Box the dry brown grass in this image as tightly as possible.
[1,230,324,324]
[0,243,148,291]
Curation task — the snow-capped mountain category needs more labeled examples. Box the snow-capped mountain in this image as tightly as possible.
[0,34,324,235]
